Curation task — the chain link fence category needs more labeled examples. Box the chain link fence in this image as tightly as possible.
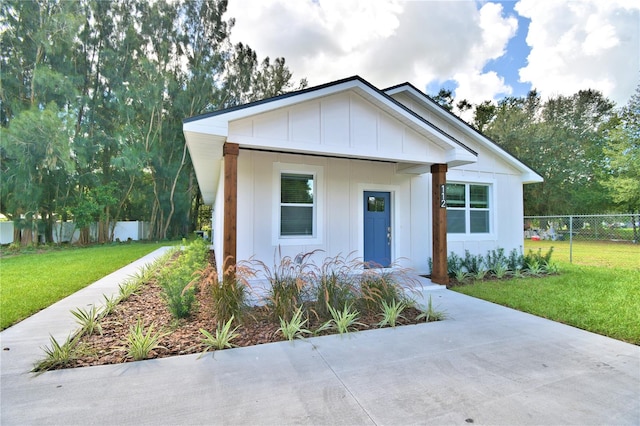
[524,214,639,263]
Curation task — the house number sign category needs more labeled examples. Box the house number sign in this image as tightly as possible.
[440,184,446,208]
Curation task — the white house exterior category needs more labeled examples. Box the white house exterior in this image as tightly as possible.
[183,76,542,284]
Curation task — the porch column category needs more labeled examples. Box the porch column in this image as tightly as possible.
[431,164,449,285]
[223,142,239,278]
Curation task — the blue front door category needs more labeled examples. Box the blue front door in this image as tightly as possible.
[364,191,391,268]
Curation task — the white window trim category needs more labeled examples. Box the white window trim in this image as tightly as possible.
[272,162,324,245]
[446,180,496,241]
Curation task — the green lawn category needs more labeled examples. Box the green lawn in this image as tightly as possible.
[0,242,169,330]
[453,240,640,345]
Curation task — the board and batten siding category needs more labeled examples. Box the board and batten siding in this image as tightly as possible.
[234,150,433,276]
[227,91,447,164]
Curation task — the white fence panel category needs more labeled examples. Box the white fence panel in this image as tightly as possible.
[1,221,150,244]
[0,222,13,245]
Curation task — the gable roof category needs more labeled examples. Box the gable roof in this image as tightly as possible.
[183,75,541,205]
[383,82,544,184]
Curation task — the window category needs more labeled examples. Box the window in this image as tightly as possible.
[273,163,323,245]
[446,183,490,234]
[280,173,315,237]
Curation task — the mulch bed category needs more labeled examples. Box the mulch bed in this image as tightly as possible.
[70,259,427,369]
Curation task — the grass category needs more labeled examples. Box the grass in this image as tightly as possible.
[0,242,168,330]
[453,241,640,344]
[525,239,639,269]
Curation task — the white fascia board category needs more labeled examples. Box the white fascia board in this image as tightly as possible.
[385,84,543,183]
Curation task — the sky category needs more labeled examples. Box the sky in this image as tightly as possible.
[225,0,640,109]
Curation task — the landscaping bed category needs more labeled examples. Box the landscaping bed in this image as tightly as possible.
[35,242,439,372]
[71,267,426,368]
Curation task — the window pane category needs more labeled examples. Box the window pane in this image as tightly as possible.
[446,183,465,208]
[281,206,313,236]
[367,196,385,212]
[470,210,489,233]
[470,185,488,209]
[447,210,466,233]
[281,174,313,204]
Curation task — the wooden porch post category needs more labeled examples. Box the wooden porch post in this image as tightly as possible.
[431,164,449,285]
[223,142,239,279]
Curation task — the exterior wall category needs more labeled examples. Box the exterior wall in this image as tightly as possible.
[391,92,527,259]
[235,150,434,277]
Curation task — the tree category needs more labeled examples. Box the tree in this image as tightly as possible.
[484,90,615,215]
[602,85,640,241]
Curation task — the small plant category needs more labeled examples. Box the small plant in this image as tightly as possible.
[525,259,545,276]
[473,268,489,281]
[200,316,240,353]
[454,268,469,283]
[463,250,484,275]
[322,304,364,334]
[99,294,121,318]
[123,318,167,361]
[416,295,446,322]
[32,335,78,372]
[118,280,142,301]
[70,305,103,336]
[277,306,311,341]
[492,262,510,279]
[377,300,407,328]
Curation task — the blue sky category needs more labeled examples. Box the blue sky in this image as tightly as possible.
[225,0,639,109]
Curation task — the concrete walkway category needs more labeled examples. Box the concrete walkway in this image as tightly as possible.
[1,248,639,425]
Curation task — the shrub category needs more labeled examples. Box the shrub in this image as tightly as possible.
[313,253,359,319]
[207,261,252,324]
[256,249,317,321]
[359,270,402,313]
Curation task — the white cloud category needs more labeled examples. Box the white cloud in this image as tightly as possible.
[225,0,518,102]
[515,0,640,106]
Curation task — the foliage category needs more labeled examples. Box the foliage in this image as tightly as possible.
[436,246,556,283]
[322,304,364,334]
[158,241,208,319]
[203,261,252,325]
[377,300,407,328]
[70,305,103,336]
[277,306,312,341]
[199,316,240,353]
[32,335,79,373]
[480,89,616,215]
[416,295,447,322]
[312,253,359,319]
[0,0,305,244]
[123,318,167,361]
[602,84,640,236]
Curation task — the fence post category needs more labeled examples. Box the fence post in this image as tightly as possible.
[569,215,573,263]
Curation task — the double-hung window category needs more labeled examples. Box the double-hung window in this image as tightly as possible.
[280,173,315,236]
[446,183,490,234]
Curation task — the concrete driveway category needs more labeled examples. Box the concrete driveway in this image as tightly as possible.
[2,248,639,425]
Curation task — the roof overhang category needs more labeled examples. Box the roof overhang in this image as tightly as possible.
[384,83,544,184]
[184,76,480,205]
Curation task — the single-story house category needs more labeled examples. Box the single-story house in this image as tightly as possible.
[183,76,542,284]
